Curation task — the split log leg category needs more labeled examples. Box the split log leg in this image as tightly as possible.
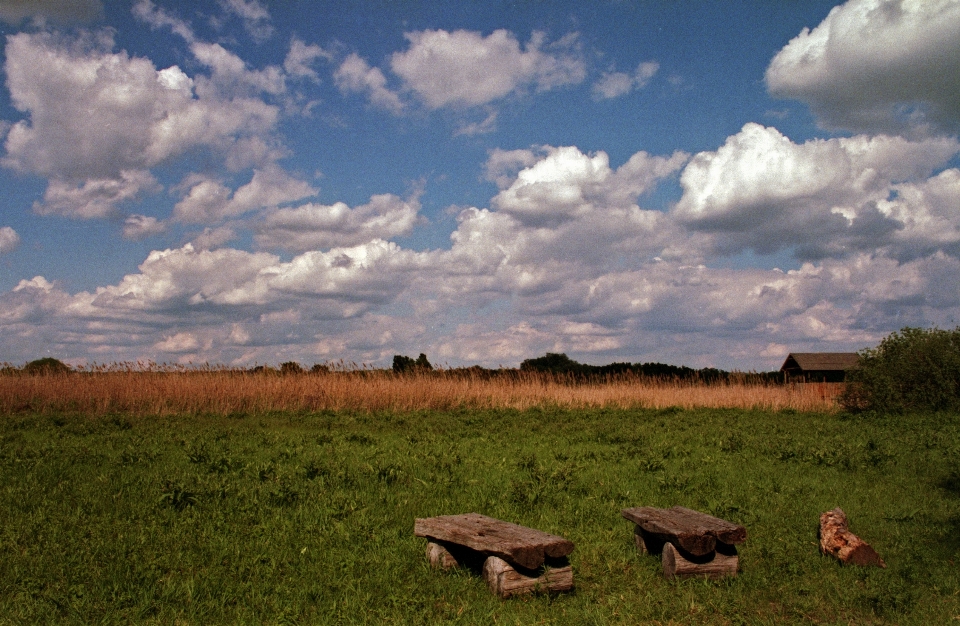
[426,541,460,570]
[662,542,739,580]
[819,508,886,567]
[482,556,574,598]
[633,524,666,555]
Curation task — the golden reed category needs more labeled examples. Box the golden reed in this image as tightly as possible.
[0,367,841,416]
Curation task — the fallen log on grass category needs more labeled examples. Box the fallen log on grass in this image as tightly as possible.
[819,507,886,568]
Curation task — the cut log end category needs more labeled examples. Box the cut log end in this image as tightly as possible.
[482,555,574,598]
[819,508,886,568]
[661,542,739,580]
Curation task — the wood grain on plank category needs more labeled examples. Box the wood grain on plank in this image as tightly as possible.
[415,513,574,570]
[622,506,746,556]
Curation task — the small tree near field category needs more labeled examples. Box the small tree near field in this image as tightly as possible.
[841,326,960,413]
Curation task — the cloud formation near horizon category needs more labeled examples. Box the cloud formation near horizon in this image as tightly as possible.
[1,0,959,371]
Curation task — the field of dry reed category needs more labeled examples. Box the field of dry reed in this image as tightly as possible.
[0,366,842,416]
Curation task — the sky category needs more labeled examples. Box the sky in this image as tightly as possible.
[0,0,959,371]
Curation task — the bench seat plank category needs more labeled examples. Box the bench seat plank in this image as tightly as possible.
[414,513,574,570]
[622,506,746,556]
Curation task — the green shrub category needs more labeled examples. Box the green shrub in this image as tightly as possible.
[842,326,960,413]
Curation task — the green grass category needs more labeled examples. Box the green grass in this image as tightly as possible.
[1,407,959,624]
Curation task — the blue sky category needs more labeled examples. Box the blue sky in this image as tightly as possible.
[1,0,959,370]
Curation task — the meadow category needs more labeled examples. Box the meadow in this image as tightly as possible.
[1,371,958,624]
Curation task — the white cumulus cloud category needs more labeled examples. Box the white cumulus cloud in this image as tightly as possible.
[390,29,586,109]
[593,61,659,99]
[284,38,333,81]
[173,168,317,224]
[673,123,960,259]
[123,214,166,240]
[3,30,282,217]
[334,53,404,114]
[218,0,273,42]
[0,227,20,254]
[34,170,160,219]
[255,193,422,252]
[154,331,201,353]
[766,0,960,135]
[492,145,688,227]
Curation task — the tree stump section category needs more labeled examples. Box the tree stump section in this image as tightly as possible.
[415,513,575,598]
[483,556,574,598]
[819,508,886,568]
[623,506,746,579]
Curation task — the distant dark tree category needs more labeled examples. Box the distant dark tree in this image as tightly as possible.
[393,353,432,373]
[280,361,304,375]
[392,354,416,373]
[310,363,330,374]
[22,357,71,375]
[841,326,960,413]
[520,353,585,375]
[415,353,433,371]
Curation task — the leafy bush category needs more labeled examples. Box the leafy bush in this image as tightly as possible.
[841,326,960,413]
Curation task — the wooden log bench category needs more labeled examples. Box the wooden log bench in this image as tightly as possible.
[622,506,746,579]
[414,513,574,598]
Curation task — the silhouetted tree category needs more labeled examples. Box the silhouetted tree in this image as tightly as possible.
[22,358,71,375]
[393,353,433,373]
[520,353,584,375]
[280,361,304,375]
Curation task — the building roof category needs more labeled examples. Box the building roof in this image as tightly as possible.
[780,352,860,372]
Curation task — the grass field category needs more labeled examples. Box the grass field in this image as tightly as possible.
[2,381,959,624]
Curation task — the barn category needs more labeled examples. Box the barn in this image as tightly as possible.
[779,352,859,382]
